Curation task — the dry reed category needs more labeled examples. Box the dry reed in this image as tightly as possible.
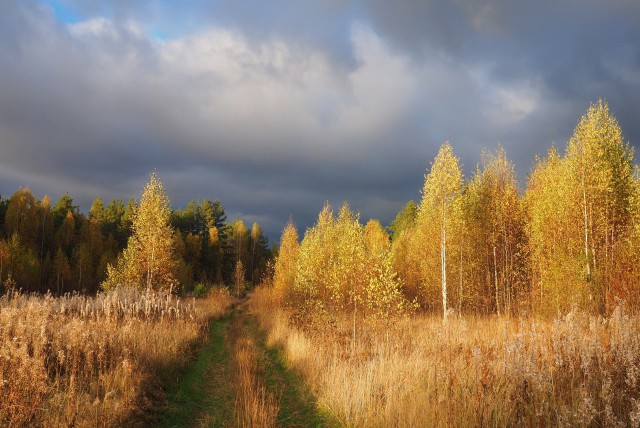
[251,286,640,427]
[0,287,232,427]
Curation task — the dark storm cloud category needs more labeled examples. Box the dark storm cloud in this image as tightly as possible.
[362,0,640,171]
[0,0,639,241]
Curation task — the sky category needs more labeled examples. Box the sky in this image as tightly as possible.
[0,0,639,242]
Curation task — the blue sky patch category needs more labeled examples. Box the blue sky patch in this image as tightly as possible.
[45,0,80,24]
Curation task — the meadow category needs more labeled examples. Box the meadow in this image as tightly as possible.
[0,287,231,427]
[251,286,640,427]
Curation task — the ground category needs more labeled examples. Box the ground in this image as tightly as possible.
[158,297,330,427]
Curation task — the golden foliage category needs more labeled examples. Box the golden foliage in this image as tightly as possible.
[289,203,411,326]
[102,173,178,291]
[526,100,637,314]
[272,222,299,299]
[414,142,463,318]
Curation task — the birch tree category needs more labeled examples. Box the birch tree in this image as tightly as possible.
[272,221,299,299]
[102,172,177,291]
[416,143,463,320]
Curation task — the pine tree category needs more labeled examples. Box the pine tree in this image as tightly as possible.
[88,196,105,223]
[388,201,417,241]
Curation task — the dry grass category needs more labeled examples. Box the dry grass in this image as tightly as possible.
[0,287,232,427]
[231,307,280,428]
[251,286,640,427]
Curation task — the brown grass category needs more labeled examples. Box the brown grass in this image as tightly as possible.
[251,286,640,427]
[231,306,280,428]
[0,287,232,427]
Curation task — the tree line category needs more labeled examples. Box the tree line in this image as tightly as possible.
[273,100,640,320]
[0,176,271,294]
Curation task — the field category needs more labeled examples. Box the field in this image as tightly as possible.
[0,287,232,427]
[3,284,640,427]
[251,287,640,427]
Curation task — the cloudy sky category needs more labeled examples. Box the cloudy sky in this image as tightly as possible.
[1,0,639,241]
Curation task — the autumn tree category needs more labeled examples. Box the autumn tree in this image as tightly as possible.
[364,219,390,259]
[565,100,636,312]
[54,248,71,295]
[56,210,76,254]
[226,219,250,284]
[272,221,299,299]
[415,143,463,319]
[463,146,527,315]
[526,100,636,314]
[390,202,421,301]
[294,203,363,320]
[102,173,177,291]
[293,203,410,334]
[197,199,227,282]
[525,147,575,313]
[5,188,39,251]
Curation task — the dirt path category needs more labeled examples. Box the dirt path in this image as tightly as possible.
[159,298,330,427]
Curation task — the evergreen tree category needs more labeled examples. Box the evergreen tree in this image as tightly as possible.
[88,196,105,223]
[52,193,77,228]
[388,200,417,241]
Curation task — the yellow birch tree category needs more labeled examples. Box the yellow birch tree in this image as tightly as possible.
[102,172,177,291]
[415,143,463,320]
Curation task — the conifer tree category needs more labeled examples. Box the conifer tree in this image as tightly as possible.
[388,201,417,241]
[88,196,105,223]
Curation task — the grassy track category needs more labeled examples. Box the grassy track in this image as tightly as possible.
[159,298,331,427]
[159,316,234,427]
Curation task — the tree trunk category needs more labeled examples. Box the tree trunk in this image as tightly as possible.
[493,244,500,316]
[352,292,357,346]
[582,173,591,281]
[459,232,463,318]
[441,204,447,321]
[148,241,155,291]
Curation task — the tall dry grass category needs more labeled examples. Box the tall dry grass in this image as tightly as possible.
[232,321,280,428]
[0,287,232,427]
[252,286,640,427]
